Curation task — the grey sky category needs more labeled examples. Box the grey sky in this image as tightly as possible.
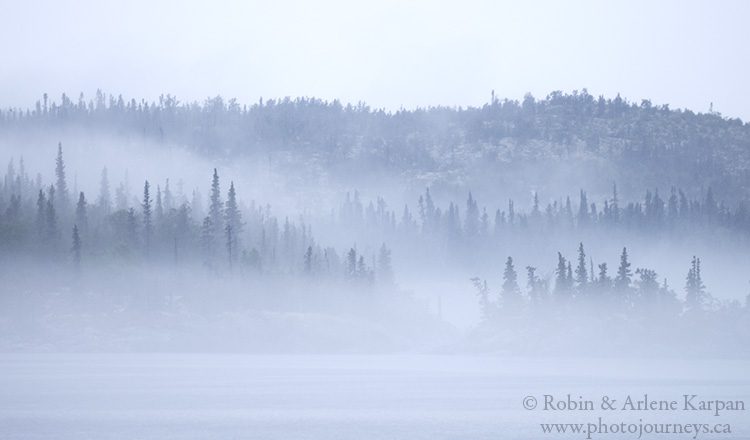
[1,0,748,120]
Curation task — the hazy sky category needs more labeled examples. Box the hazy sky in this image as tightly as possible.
[1,0,749,120]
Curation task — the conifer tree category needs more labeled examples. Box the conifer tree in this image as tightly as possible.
[526,266,545,304]
[704,187,717,222]
[577,190,589,227]
[471,277,491,321]
[636,268,659,303]
[155,185,163,225]
[225,224,234,270]
[610,183,620,223]
[224,181,242,249]
[464,192,479,238]
[615,247,632,291]
[75,192,87,233]
[574,242,588,292]
[346,248,357,278]
[597,263,611,291]
[685,256,706,310]
[142,181,152,254]
[668,187,678,224]
[531,192,540,217]
[45,185,58,242]
[98,167,111,215]
[377,243,394,285]
[36,189,46,237]
[55,142,69,210]
[208,169,223,238]
[357,255,367,280]
[502,256,520,307]
[480,208,489,236]
[494,209,504,237]
[163,178,173,212]
[71,224,81,266]
[555,252,570,295]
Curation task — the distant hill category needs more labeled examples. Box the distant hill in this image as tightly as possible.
[2,90,748,203]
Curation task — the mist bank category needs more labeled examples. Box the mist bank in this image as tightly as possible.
[1,91,750,355]
[0,257,453,353]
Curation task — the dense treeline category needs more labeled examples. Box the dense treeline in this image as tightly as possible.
[2,145,750,280]
[2,90,749,202]
[333,185,750,250]
[0,145,393,287]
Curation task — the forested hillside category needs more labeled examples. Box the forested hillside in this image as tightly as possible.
[2,90,749,203]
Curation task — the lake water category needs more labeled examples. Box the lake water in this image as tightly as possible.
[1,354,748,439]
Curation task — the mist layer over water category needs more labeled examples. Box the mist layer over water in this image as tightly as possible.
[1,354,748,440]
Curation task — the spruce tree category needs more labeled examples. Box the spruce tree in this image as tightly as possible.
[471,277,491,321]
[54,142,69,210]
[502,256,520,307]
[98,167,111,215]
[357,255,367,279]
[45,185,58,242]
[163,178,173,212]
[225,224,234,270]
[494,209,504,237]
[577,190,589,227]
[36,189,46,237]
[615,247,632,291]
[224,181,242,249]
[611,183,620,223]
[464,192,479,238]
[531,192,540,217]
[480,208,489,236]
[555,252,570,295]
[142,181,152,254]
[685,256,707,310]
[597,263,611,292]
[636,268,659,303]
[574,242,588,292]
[208,169,223,238]
[155,185,163,225]
[71,224,81,266]
[526,266,544,305]
[75,192,88,233]
[346,248,357,278]
[377,243,394,285]
[668,187,678,224]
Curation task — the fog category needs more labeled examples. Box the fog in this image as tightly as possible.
[2,3,750,437]
[1,98,749,353]
[2,354,748,439]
